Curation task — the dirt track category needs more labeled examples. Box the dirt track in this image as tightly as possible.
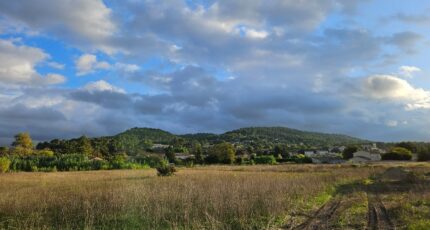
[293,197,342,230]
[367,194,395,230]
[292,193,395,230]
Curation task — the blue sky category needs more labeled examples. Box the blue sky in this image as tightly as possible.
[0,0,430,144]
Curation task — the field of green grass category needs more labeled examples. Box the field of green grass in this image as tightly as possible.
[0,163,429,229]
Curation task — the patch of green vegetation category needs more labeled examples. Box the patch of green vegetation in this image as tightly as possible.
[336,192,368,229]
[408,220,430,230]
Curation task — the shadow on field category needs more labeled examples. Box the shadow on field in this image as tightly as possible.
[334,169,430,196]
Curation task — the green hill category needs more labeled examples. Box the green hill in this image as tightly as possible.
[37,126,368,156]
[218,127,367,146]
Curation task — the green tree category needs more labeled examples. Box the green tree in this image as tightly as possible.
[417,147,430,161]
[0,157,11,173]
[192,143,203,164]
[395,142,417,153]
[209,142,235,164]
[342,146,358,159]
[164,146,176,163]
[382,147,412,161]
[12,132,33,149]
[76,136,94,156]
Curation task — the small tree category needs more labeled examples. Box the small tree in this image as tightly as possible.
[12,132,33,149]
[417,146,430,161]
[192,143,203,164]
[12,132,33,155]
[342,146,358,159]
[164,146,176,163]
[0,157,11,173]
[156,160,176,176]
[208,142,235,164]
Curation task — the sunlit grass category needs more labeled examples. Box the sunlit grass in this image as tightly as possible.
[0,163,428,229]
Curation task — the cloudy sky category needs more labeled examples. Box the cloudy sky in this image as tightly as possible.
[0,0,430,144]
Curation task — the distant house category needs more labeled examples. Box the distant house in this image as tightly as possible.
[316,150,329,155]
[175,153,195,160]
[350,151,381,163]
[304,151,315,157]
[152,144,170,149]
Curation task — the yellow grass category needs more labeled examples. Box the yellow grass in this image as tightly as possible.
[0,163,425,229]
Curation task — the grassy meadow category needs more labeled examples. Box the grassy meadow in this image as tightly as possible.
[0,163,429,229]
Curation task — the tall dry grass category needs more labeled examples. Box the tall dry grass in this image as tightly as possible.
[0,164,383,229]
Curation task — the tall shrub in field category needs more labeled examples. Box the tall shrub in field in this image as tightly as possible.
[156,160,176,176]
[0,157,11,173]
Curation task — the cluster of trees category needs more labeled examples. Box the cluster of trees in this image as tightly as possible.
[0,133,164,173]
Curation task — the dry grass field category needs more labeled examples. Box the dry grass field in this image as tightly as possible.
[0,163,429,229]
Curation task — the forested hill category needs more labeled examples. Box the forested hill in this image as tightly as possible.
[37,126,368,156]
[181,127,367,146]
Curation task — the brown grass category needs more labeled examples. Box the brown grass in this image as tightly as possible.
[0,163,422,229]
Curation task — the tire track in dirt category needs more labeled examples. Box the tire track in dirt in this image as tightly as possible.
[366,193,395,230]
[292,197,344,230]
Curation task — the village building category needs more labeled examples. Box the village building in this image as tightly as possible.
[349,151,381,163]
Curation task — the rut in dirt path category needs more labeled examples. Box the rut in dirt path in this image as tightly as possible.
[292,197,343,230]
[366,194,395,230]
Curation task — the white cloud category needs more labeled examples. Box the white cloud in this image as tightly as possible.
[0,0,116,53]
[244,28,269,39]
[44,73,66,85]
[47,61,65,70]
[362,75,430,110]
[399,65,421,78]
[82,80,125,93]
[0,39,65,85]
[115,63,140,73]
[76,54,111,76]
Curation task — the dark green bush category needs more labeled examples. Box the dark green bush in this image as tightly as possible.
[291,154,312,163]
[254,155,277,164]
[382,147,412,161]
[417,150,430,161]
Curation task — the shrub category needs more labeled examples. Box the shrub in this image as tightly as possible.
[254,155,277,164]
[417,150,430,161]
[36,149,55,157]
[156,160,176,176]
[135,154,164,168]
[291,154,313,163]
[382,147,412,161]
[56,154,92,171]
[342,146,358,159]
[91,159,109,170]
[0,157,11,173]
[109,154,128,169]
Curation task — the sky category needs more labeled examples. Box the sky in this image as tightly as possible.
[0,0,430,144]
